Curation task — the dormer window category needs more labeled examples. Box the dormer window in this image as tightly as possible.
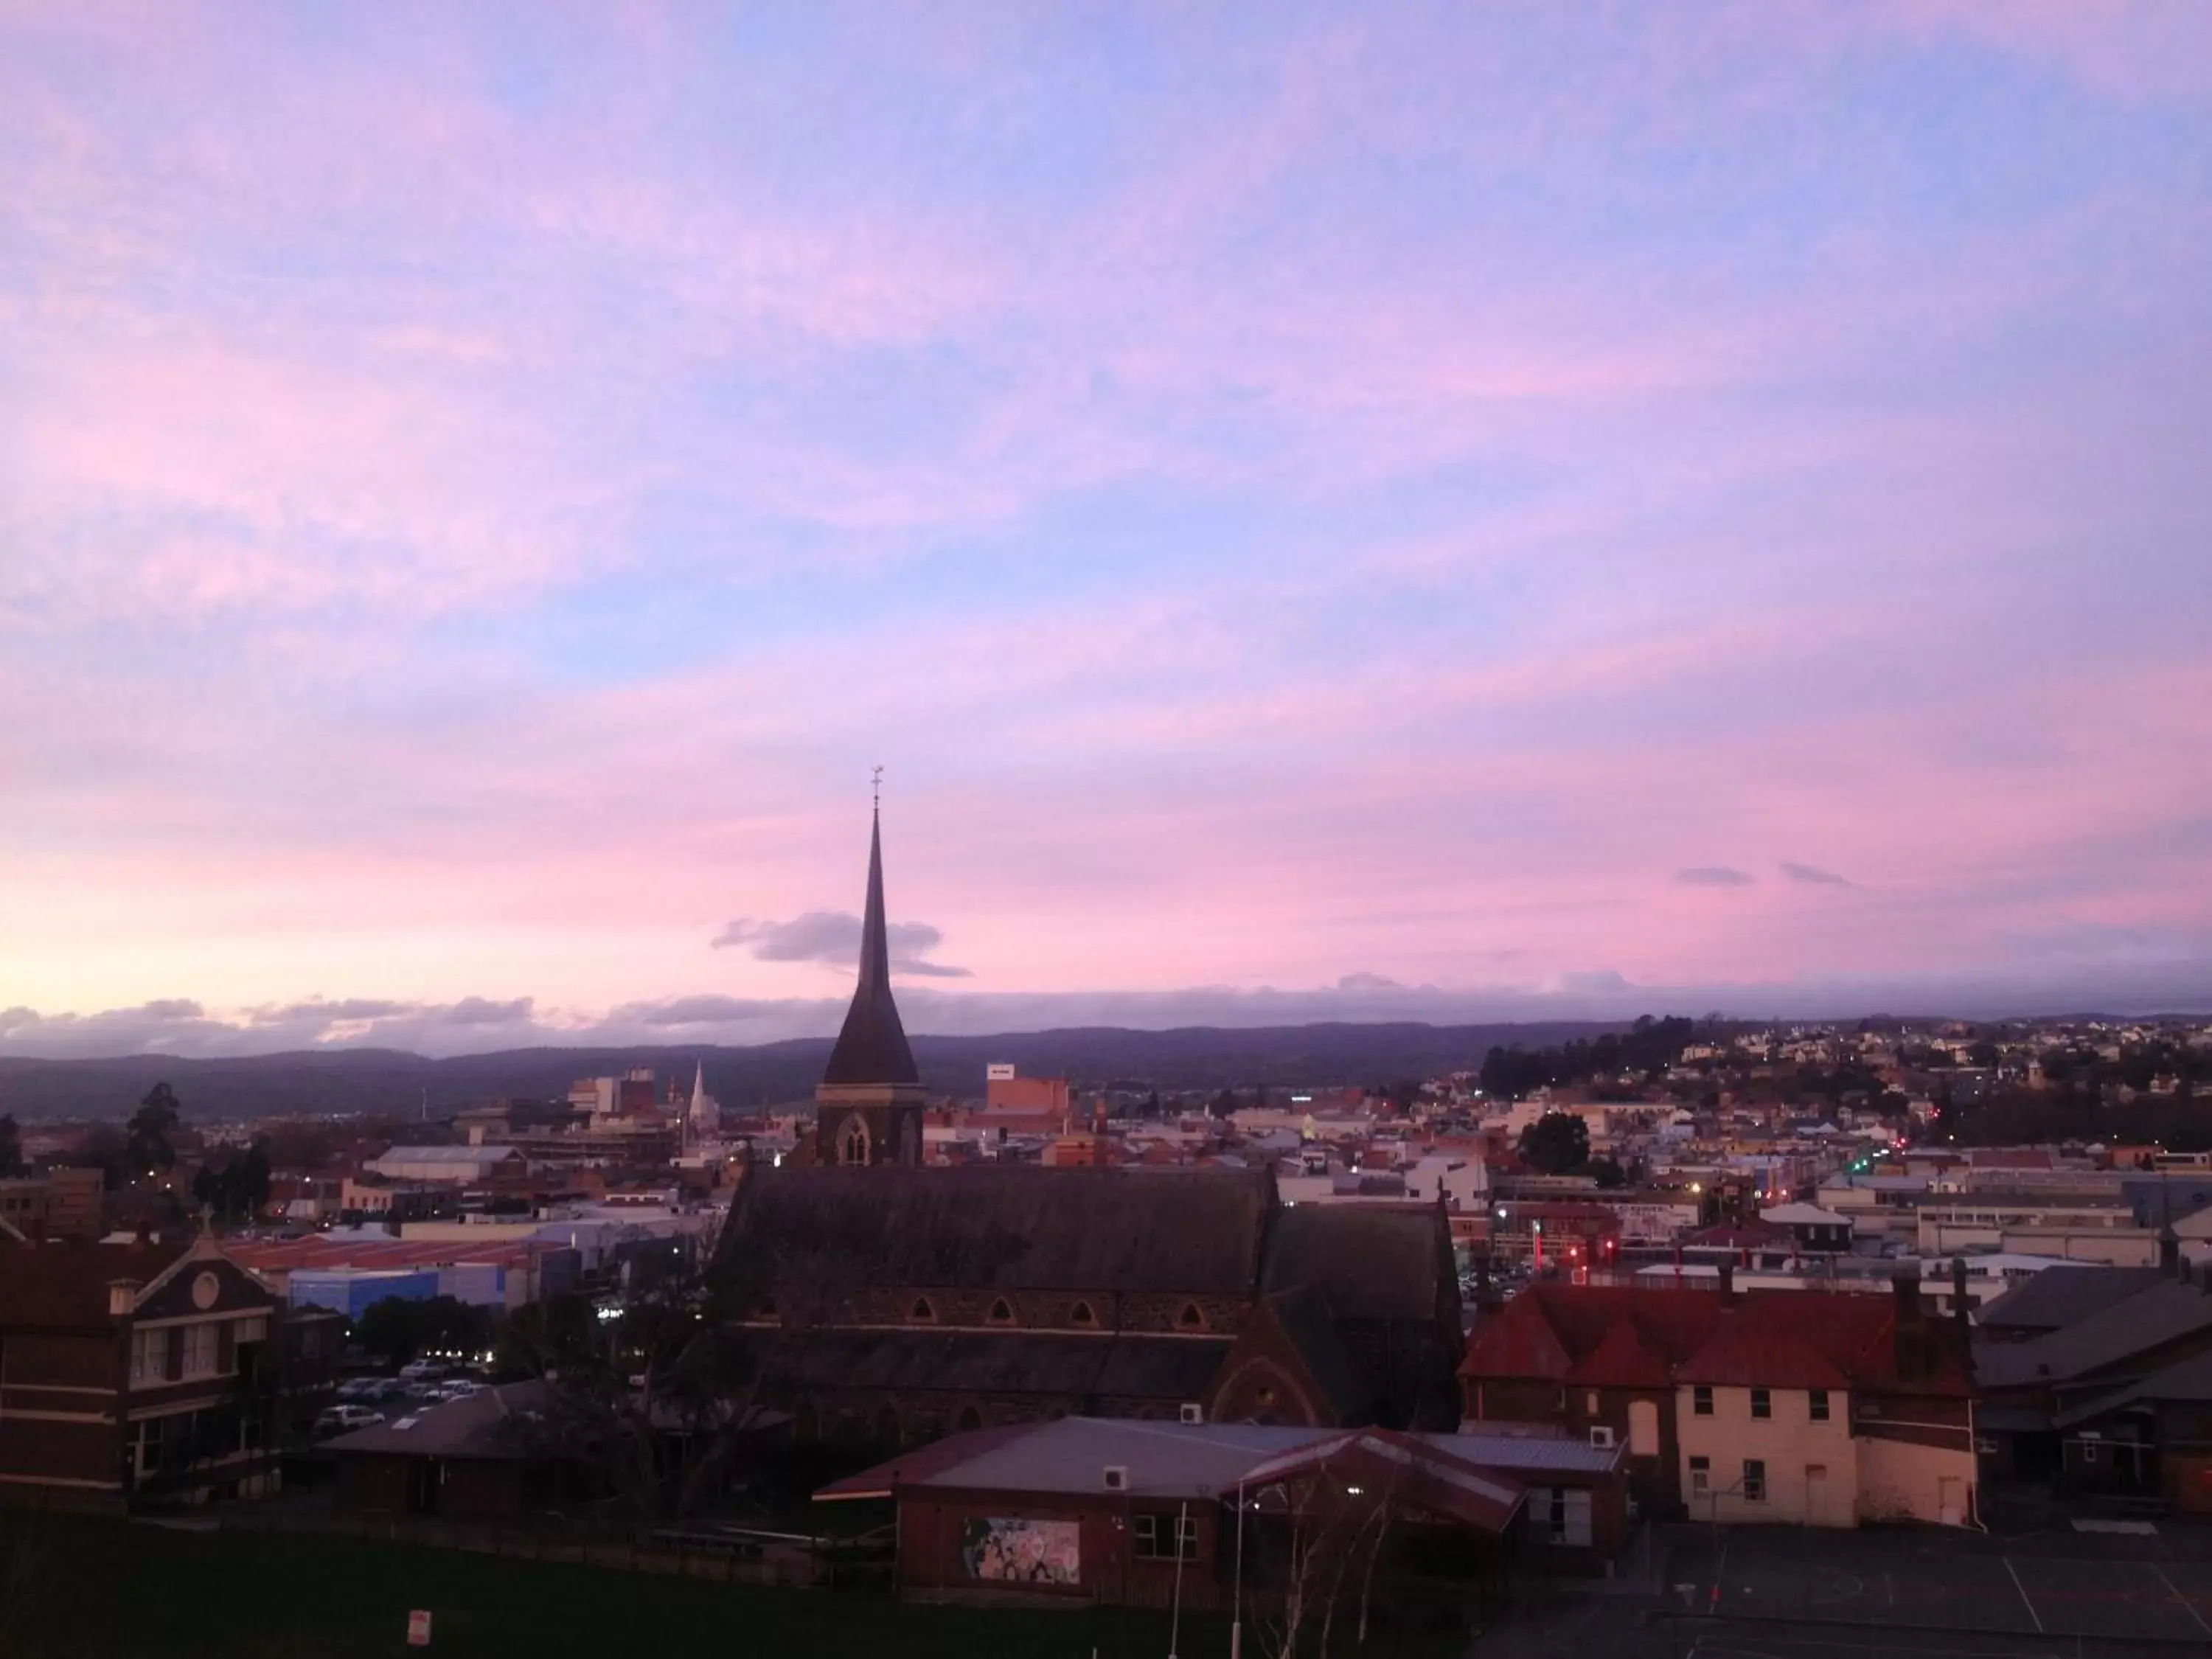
[1070,1301,1097,1328]
[909,1297,936,1324]
[988,1298,1015,1326]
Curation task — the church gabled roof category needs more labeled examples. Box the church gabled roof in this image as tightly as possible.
[821,807,923,1088]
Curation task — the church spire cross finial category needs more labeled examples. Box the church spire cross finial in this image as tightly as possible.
[872,765,883,811]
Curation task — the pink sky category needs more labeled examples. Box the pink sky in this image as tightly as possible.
[2,3,2210,1057]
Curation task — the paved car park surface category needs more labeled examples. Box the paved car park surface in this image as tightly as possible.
[1476,1521,2212,1659]
[1663,1523,2212,1648]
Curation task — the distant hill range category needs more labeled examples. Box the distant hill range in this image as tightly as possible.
[0,1020,1621,1121]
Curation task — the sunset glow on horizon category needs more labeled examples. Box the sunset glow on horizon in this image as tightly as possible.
[3,3,2209,1057]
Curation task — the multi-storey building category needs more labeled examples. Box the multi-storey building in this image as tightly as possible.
[0,1231,284,1509]
[1459,1277,1977,1526]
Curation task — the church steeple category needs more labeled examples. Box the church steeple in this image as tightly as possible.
[821,804,922,1089]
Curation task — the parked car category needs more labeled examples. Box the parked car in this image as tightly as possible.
[314,1404,386,1438]
[433,1379,487,1401]
[397,1359,448,1382]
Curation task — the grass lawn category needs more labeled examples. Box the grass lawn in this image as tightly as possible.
[0,1512,1225,1659]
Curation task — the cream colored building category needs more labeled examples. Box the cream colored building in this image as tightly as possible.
[1676,1378,1976,1527]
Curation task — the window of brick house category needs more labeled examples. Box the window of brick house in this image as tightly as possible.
[1742,1459,1766,1501]
[1692,1385,1713,1416]
[1133,1513,1198,1561]
[1809,1389,1830,1422]
[1688,1455,1710,1498]
[1750,1388,1771,1420]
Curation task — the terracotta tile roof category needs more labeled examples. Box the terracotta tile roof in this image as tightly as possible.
[1461,1283,1969,1397]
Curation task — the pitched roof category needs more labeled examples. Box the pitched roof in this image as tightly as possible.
[821,809,922,1088]
[1260,1203,1453,1325]
[0,1235,187,1330]
[818,1417,1530,1534]
[1975,1277,2212,1391]
[1462,1283,1969,1397]
[326,1380,555,1459]
[715,1164,1272,1294]
[2055,1349,2212,1427]
[1974,1265,2168,1333]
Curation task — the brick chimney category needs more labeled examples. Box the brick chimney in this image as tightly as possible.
[1891,1268,1927,1380]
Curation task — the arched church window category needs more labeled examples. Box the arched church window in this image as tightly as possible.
[988,1297,1016,1326]
[1178,1301,1208,1331]
[838,1115,872,1166]
[909,1296,936,1324]
[1070,1300,1097,1328]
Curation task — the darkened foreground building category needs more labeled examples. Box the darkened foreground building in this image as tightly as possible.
[710,807,1464,1443]
[1973,1263,2212,1509]
[813,1416,1627,1620]
[713,1164,1464,1441]
[0,1231,283,1508]
[327,1381,605,1521]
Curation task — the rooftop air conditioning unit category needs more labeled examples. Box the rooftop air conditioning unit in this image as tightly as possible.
[1103,1465,1130,1492]
[1588,1425,1617,1450]
[1180,1402,1206,1425]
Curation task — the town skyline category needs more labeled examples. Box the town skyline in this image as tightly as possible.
[5,7,2210,1054]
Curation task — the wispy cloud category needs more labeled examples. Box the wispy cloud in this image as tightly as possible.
[1781,861,1854,888]
[0,7,2207,1042]
[712,913,970,979]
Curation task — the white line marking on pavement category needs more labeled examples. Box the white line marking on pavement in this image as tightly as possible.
[2003,1554,2044,1634]
[2152,1562,2212,1641]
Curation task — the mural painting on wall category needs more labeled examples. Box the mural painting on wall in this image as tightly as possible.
[961,1516,1080,1585]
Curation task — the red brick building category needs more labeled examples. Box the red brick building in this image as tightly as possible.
[0,1231,284,1509]
[1461,1278,1978,1526]
[713,812,1466,1442]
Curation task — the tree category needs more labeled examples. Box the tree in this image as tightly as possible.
[505,1237,845,1533]
[125,1084,181,1175]
[189,1140,274,1225]
[1517,1112,1590,1175]
[1587,1157,1628,1189]
[0,1116,23,1179]
[1209,1088,1241,1120]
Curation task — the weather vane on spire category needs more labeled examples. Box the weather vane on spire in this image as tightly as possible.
[872,765,883,810]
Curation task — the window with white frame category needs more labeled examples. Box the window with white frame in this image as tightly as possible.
[130,1326,164,1389]
[183,1322,221,1380]
[1688,1455,1711,1498]
[1132,1512,1198,1561]
[1539,1486,1593,1548]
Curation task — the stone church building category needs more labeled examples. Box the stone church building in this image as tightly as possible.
[710,809,1465,1444]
